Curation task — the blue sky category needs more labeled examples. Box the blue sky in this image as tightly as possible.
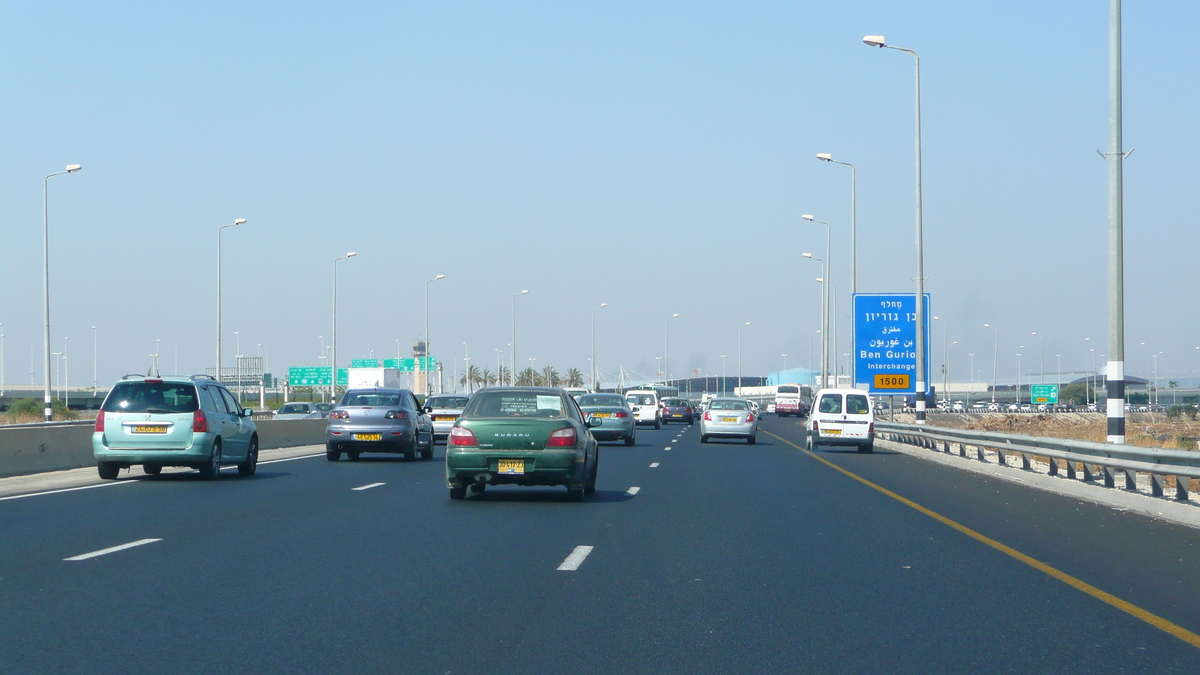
[2,1,1197,390]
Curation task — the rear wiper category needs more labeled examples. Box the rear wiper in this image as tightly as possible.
[145,408,176,414]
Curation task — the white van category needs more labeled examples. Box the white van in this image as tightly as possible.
[624,389,662,428]
[806,388,875,453]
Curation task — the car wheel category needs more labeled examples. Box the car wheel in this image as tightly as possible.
[403,445,416,461]
[346,450,361,460]
[567,485,585,501]
[806,433,815,451]
[585,453,598,496]
[688,418,694,425]
[97,462,120,480]
[624,433,635,446]
[449,486,467,500]
[747,435,757,445]
[859,442,874,454]
[238,437,259,476]
[654,417,661,430]
[700,434,709,443]
[198,442,221,480]
[325,443,341,462]
[470,483,486,494]
[142,463,162,476]
[421,443,434,460]
[662,419,669,426]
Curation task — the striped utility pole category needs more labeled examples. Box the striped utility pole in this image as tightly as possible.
[1105,0,1127,443]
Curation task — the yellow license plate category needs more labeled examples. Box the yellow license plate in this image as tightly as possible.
[354,433,382,441]
[497,459,525,475]
[824,429,842,435]
[591,413,611,418]
[133,425,167,434]
[434,416,455,421]
[721,417,737,423]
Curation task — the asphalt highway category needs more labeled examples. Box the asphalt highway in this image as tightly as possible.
[1,416,1198,674]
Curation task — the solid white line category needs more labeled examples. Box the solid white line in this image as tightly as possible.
[650,462,660,468]
[352,482,386,491]
[0,480,133,502]
[627,486,641,495]
[556,545,594,571]
[64,538,162,561]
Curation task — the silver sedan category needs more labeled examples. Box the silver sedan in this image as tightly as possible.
[423,394,470,442]
[577,393,637,446]
[700,397,758,444]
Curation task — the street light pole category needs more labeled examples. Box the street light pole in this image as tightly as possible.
[332,252,357,400]
[91,326,97,396]
[984,324,999,403]
[43,164,82,420]
[720,355,727,396]
[802,216,832,386]
[802,252,827,387]
[1032,332,1045,383]
[592,303,607,391]
[934,317,948,403]
[738,322,751,393]
[818,153,858,386]
[216,218,247,388]
[512,290,529,385]
[424,274,444,395]
[864,35,926,425]
[1104,0,1128,442]
[664,313,678,385]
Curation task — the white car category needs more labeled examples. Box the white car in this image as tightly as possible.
[624,390,662,428]
[951,401,966,412]
[806,388,875,453]
[424,394,470,442]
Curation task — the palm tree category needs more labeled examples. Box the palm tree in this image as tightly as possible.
[460,365,481,393]
[517,367,537,386]
[479,368,494,388]
[497,365,511,387]
[565,368,584,388]
[541,364,559,388]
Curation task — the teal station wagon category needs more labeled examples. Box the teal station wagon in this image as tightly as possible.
[93,375,259,480]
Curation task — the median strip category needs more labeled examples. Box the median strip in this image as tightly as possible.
[64,538,162,561]
[557,545,594,571]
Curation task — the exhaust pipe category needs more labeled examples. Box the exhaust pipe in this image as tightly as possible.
[475,473,492,484]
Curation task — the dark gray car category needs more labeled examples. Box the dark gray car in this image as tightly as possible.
[326,388,435,461]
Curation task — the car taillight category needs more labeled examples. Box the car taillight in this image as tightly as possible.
[868,422,874,434]
[449,426,477,446]
[94,411,105,432]
[193,409,208,433]
[330,410,348,419]
[704,411,711,421]
[747,413,755,422]
[613,411,629,418]
[812,420,819,432]
[385,410,408,420]
[546,427,577,447]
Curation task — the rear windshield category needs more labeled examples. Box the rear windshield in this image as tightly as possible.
[709,400,749,411]
[846,395,870,415]
[777,386,799,394]
[626,394,656,406]
[662,398,689,407]
[579,394,625,407]
[313,403,332,411]
[464,391,566,418]
[818,395,842,414]
[278,404,310,414]
[427,396,469,409]
[103,381,199,413]
[340,392,403,407]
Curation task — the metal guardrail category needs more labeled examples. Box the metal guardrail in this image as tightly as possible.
[876,422,1200,503]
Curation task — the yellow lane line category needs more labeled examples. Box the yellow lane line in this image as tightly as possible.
[763,429,1200,650]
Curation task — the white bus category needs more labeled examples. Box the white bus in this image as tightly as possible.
[774,383,812,417]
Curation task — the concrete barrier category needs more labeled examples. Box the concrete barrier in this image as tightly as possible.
[0,419,328,478]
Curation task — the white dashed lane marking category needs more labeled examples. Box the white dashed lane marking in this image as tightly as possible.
[64,538,162,561]
[627,486,641,495]
[352,482,386,491]
[650,463,660,468]
[557,545,594,571]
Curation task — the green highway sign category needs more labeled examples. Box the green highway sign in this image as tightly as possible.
[1030,384,1059,405]
[337,368,349,386]
[379,357,440,372]
[351,359,379,368]
[288,367,332,386]
[383,358,403,369]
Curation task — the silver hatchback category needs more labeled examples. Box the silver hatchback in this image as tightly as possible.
[699,397,758,444]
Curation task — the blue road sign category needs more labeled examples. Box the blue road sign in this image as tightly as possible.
[853,293,931,395]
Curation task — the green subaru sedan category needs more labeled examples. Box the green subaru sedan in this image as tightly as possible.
[445,387,602,501]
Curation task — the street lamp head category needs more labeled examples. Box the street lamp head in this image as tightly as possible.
[233,218,247,225]
[346,252,357,257]
[863,35,886,47]
[672,313,679,318]
[66,164,82,173]
[816,153,833,162]
[802,214,815,221]
[983,323,990,328]
[521,290,529,295]
[933,316,940,321]
[802,252,813,259]
[745,322,752,326]
[599,302,607,308]
[436,274,445,280]
[815,277,823,282]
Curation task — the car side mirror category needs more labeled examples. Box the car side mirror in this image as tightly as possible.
[587,416,603,428]
[424,406,433,413]
[242,408,254,417]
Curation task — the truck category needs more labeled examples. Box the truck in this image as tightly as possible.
[347,367,403,389]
